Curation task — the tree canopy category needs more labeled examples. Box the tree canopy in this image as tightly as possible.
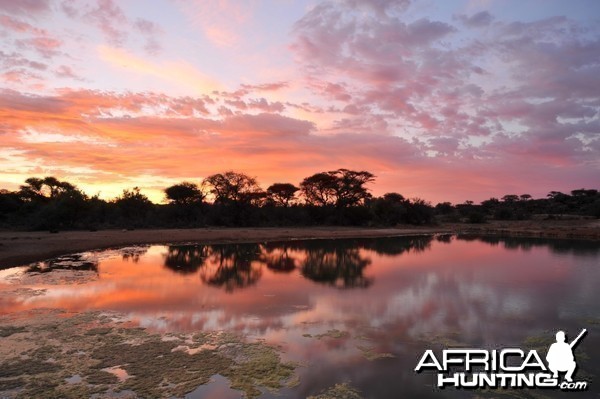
[165,182,204,205]
[300,169,375,207]
[203,171,263,205]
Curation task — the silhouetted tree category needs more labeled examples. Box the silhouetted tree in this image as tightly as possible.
[165,182,204,205]
[334,169,375,207]
[266,183,299,207]
[371,192,407,226]
[301,169,375,207]
[435,201,454,215]
[203,171,262,204]
[404,198,435,224]
[2,174,596,230]
[300,172,337,206]
[19,176,77,202]
[502,194,519,203]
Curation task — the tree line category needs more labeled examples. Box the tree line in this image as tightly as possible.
[0,171,598,230]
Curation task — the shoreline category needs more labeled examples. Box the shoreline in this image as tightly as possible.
[1,220,598,268]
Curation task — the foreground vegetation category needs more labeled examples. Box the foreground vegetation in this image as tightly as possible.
[0,310,297,398]
[0,170,598,230]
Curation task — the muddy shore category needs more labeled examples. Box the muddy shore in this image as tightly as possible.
[1,220,598,268]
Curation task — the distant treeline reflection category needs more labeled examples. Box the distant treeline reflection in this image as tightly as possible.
[21,235,598,289]
[162,236,434,291]
[456,235,600,256]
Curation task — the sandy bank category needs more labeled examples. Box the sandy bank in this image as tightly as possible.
[0,226,444,268]
[0,220,598,268]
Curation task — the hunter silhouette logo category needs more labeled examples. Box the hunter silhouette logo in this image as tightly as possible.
[546,329,586,382]
[415,328,589,391]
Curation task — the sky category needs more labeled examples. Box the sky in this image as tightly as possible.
[0,0,598,204]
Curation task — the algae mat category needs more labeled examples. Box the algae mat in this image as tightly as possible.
[0,309,298,398]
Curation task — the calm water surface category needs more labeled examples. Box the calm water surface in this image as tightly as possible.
[1,235,599,398]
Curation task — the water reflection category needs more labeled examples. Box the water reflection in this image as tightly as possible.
[158,237,436,292]
[457,235,600,256]
[199,244,264,292]
[1,235,598,398]
[263,243,296,273]
[298,241,373,288]
[121,246,149,263]
[164,245,209,274]
[27,253,99,273]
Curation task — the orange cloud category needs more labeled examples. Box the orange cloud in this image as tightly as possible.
[98,45,221,95]
[0,88,596,204]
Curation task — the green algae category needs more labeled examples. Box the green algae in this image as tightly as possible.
[223,342,297,398]
[417,331,468,347]
[0,358,63,378]
[85,370,120,385]
[522,332,554,352]
[307,382,363,399]
[314,329,350,339]
[0,326,26,337]
[355,345,395,361]
[0,310,299,399]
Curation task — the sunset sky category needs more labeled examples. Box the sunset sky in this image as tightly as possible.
[0,0,598,204]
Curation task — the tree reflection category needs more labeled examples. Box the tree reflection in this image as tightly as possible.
[161,236,439,292]
[262,243,296,273]
[163,245,209,274]
[456,235,600,256]
[362,236,433,256]
[199,244,263,292]
[299,241,373,289]
[121,246,149,263]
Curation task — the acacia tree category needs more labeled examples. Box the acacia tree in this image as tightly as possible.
[266,183,299,207]
[299,172,337,206]
[19,176,77,202]
[300,169,375,207]
[165,182,204,205]
[202,171,263,205]
[334,169,375,207]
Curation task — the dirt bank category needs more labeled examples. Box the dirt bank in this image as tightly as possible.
[0,220,598,268]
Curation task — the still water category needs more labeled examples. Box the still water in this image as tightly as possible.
[1,235,599,398]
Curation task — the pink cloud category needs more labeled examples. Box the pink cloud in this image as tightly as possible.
[16,36,62,58]
[0,0,50,15]
[174,0,253,48]
[0,50,47,70]
[239,81,289,93]
[134,18,163,54]
[55,65,79,79]
[0,1,597,203]
[0,14,47,34]
[60,0,78,18]
[290,0,600,172]
[85,0,128,45]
